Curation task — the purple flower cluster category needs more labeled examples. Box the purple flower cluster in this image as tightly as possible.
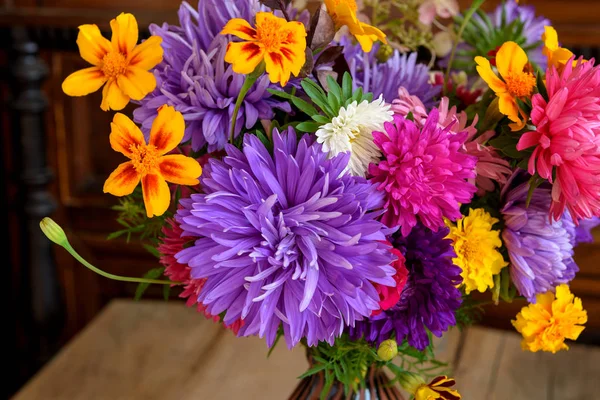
[350,223,463,351]
[175,128,397,348]
[133,0,291,151]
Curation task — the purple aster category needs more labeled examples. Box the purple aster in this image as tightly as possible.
[174,128,397,348]
[340,36,440,107]
[571,217,600,246]
[133,0,291,151]
[349,223,463,351]
[502,180,579,302]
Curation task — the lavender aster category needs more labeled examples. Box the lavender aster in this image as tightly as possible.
[175,128,397,348]
[341,36,440,107]
[350,223,463,351]
[133,0,291,151]
[502,181,579,303]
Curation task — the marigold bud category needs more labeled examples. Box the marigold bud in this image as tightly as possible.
[377,339,398,361]
[40,217,68,246]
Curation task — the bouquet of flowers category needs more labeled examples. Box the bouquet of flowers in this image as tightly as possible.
[41,0,598,398]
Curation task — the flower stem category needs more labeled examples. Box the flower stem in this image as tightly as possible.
[40,217,180,286]
[229,73,259,144]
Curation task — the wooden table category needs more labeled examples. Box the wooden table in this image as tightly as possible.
[12,299,600,400]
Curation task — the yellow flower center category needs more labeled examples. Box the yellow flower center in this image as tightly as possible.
[255,17,290,52]
[102,51,128,78]
[504,71,536,98]
[129,144,159,176]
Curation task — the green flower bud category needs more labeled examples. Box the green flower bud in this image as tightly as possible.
[397,371,427,394]
[376,44,394,63]
[377,339,398,361]
[40,217,68,246]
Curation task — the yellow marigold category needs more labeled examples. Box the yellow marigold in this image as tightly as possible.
[512,284,587,353]
[446,208,507,294]
[324,0,386,52]
[62,13,163,111]
[220,12,306,86]
[475,41,535,131]
[542,26,583,71]
[103,105,202,217]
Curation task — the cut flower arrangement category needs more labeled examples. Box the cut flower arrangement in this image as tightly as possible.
[41,0,598,398]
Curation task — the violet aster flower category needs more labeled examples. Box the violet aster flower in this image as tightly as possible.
[133,0,291,151]
[451,0,550,71]
[572,218,600,245]
[175,128,397,348]
[350,223,463,350]
[369,110,477,237]
[502,180,579,302]
[340,36,440,107]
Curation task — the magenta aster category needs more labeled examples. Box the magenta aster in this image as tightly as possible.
[369,111,477,236]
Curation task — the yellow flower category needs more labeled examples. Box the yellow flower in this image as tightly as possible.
[220,12,307,86]
[542,26,582,71]
[324,0,386,52]
[414,376,461,400]
[475,41,536,131]
[446,208,507,294]
[512,284,587,353]
[62,13,163,111]
[103,105,202,217]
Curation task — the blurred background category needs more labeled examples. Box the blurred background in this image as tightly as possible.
[2,0,600,398]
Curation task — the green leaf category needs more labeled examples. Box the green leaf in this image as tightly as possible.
[536,71,549,102]
[296,121,322,133]
[298,363,327,379]
[162,284,171,301]
[301,79,334,117]
[142,243,161,258]
[134,267,165,301]
[326,75,343,104]
[291,96,319,117]
[342,72,352,99]
[312,114,330,124]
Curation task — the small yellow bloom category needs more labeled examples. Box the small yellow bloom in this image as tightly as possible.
[62,13,163,111]
[513,284,587,353]
[414,376,461,400]
[542,26,582,71]
[446,208,507,294]
[103,105,202,217]
[220,12,307,86]
[475,41,535,131]
[324,0,386,52]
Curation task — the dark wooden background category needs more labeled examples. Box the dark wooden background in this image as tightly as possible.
[2,0,599,398]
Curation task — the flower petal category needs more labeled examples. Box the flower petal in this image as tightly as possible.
[542,26,559,51]
[77,24,111,66]
[62,67,107,96]
[128,36,163,70]
[109,113,146,158]
[103,161,140,196]
[141,173,170,217]
[496,41,528,78]
[224,41,265,75]
[264,51,291,86]
[149,105,185,154]
[475,56,506,94]
[110,12,138,57]
[220,18,257,40]
[498,93,520,123]
[100,78,130,111]
[158,154,202,185]
[116,66,157,100]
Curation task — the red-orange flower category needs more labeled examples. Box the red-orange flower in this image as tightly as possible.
[220,12,306,86]
[103,105,202,217]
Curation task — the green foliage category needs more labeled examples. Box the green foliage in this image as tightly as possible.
[108,187,166,243]
[455,293,488,330]
[489,124,534,166]
[134,267,166,301]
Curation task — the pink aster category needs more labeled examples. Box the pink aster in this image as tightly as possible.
[517,57,600,222]
[369,110,477,236]
[392,89,511,195]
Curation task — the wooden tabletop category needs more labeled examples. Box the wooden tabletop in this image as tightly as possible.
[12,299,600,400]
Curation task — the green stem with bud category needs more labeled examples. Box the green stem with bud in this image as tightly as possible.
[40,217,180,286]
[229,63,265,144]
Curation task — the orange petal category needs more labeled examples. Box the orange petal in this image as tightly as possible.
[149,105,185,154]
[496,41,529,79]
[128,36,163,70]
[498,93,520,123]
[77,24,111,66]
[224,41,265,75]
[279,45,305,77]
[110,12,138,57]
[220,18,258,40]
[62,67,107,96]
[475,56,507,94]
[100,78,130,111]
[116,66,157,100]
[264,51,291,86]
[141,173,170,217]
[158,154,202,185]
[110,113,146,158]
[103,161,140,196]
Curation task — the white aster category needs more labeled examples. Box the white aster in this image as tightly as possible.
[315,95,393,177]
